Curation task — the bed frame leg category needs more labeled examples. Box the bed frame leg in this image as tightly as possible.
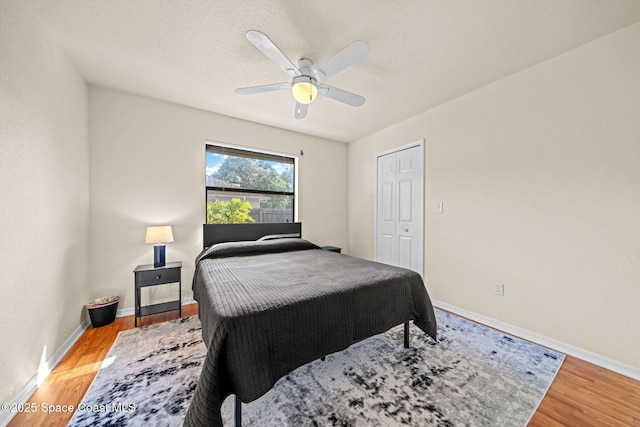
[404,321,410,348]
[235,395,241,427]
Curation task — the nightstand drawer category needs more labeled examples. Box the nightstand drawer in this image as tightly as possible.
[136,268,180,286]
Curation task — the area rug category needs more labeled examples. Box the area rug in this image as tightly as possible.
[68,309,564,426]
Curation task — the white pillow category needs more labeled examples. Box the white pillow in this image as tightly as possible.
[257,233,300,241]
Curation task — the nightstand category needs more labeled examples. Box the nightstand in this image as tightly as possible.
[133,261,182,327]
[321,246,342,253]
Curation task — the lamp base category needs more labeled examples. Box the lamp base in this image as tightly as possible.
[153,244,166,268]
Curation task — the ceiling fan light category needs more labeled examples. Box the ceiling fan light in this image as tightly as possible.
[292,78,318,104]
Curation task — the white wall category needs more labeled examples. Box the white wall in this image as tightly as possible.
[0,0,90,405]
[348,22,640,369]
[89,88,348,309]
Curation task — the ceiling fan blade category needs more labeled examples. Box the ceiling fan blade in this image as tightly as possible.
[314,40,368,81]
[246,31,300,77]
[294,102,308,119]
[235,83,291,95]
[318,84,365,106]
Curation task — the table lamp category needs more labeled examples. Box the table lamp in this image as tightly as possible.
[145,225,174,267]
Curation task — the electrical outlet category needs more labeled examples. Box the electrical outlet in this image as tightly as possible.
[493,282,504,296]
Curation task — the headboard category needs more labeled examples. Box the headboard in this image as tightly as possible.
[203,222,302,248]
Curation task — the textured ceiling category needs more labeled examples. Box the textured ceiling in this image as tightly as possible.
[27,0,640,142]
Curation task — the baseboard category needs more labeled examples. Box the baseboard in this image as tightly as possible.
[432,299,640,381]
[116,306,135,317]
[0,317,92,427]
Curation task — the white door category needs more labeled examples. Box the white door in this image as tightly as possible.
[375,142,424,275]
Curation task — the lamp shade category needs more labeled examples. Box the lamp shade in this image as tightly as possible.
[291,76,318,104]
[145,225,174,244]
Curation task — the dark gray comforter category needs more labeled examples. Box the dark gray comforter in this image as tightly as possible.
[184,238,437,427]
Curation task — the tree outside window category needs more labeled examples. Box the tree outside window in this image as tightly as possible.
[206,145,295,224]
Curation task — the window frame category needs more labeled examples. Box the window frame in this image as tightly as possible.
[205,141,298,224]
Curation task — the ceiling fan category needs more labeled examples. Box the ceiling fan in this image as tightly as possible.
[235,31,369,119]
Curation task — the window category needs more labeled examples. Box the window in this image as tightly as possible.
[206,144,295,224]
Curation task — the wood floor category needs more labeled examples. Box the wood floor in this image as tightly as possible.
[7,303,640,427]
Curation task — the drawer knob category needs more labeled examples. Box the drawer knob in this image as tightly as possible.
[155,275,161,280]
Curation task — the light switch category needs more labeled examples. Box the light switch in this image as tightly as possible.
[435,202,444,214]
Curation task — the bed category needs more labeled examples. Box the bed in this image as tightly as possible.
[184,223,437,427]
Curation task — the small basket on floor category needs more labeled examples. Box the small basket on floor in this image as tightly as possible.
[87,296,120,327]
